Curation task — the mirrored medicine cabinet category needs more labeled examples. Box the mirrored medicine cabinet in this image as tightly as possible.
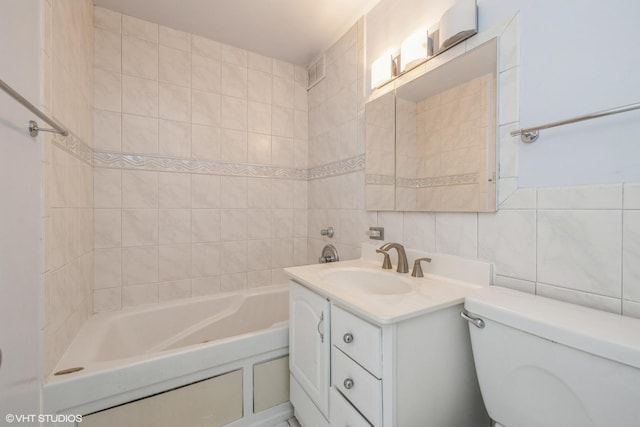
[365,38,498,212]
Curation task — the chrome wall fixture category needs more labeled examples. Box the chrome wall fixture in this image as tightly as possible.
[511,101,640,143]
[0,78,68,137]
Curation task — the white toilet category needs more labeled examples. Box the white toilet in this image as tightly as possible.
[463,286,640,427]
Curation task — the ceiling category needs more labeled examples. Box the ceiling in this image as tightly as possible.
[94,0,380,65]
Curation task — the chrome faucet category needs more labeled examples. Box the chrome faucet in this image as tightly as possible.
[378,242,409,273]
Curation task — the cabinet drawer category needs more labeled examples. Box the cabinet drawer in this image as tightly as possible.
[332,305,382,378]
[332,348,382,427]
[330,387,372,427]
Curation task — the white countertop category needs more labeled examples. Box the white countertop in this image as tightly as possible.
[284,258,487,325]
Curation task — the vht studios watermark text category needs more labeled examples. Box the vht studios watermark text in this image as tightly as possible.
[5,414,83,423]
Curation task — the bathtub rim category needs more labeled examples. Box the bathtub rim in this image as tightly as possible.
[43,284,290,420]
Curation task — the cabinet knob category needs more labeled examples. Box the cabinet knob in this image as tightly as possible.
[343,378,354,390]
[343,333,354,343]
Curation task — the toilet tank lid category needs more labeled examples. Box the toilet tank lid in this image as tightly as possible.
[464,286,640,370]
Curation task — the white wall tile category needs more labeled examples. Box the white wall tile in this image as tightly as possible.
[248,240,272,271]
[122,209,158,246]
[222,241,247,274]
[191,209,221,243]
[538,184,622,210]
[122,15,158,43]
[221,96,248,131]
[159,279,191,302]
[192,174,221,208]
[159,173,191,208]
[159,46,191,87]
[248,52,272,73]
[624,183,640,209]
[192,54,221,93]
[94,68,121,112]
[94,248,121,289]
[221,63,247,98]
[94,109,122,152]
[191,124,220,160]
[159,26,191,51]
[623,210,640,302]
[192,243,221,277]
[94,7,121,33]
[248,70,272,104]
[493,276,535,294]
[191,276,221,296]
[220,176,248,208]
[123,283,158,307]
[122,170,158,208]
[247,210,272,239]
[537,210,622,297]
[159,244,191,281]
[191,35,220,60]
[94,168,122,208]
[192,90,221,126]
[221,44,247,67]
[94,287,122,312]
[159,83,191,122]
[221,209,248,241]
[159,120,191,157]
[377,211,403,243]
[122,246,158,285]
[248,270,272,288]
[221,273,248,292]
[622,299,640,319]
[272,137,293,167]
[159,209,191,244]
[436,212,478,258]
[94,28,121,73]
[95,209,122,248]
[478,210,535,281]
[122,75,158,117]
[536,283,622,314]
[158,279,191,302]
[402,212,436,253]
[122,36,158,80]
[220,129,248,163]
[122,114,158,154]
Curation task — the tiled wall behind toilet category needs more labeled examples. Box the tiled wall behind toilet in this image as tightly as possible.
[42,0,95,375]
[92,7,309,311]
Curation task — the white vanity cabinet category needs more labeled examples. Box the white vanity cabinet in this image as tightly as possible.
[289,280,489,427]
[289,282,331,425]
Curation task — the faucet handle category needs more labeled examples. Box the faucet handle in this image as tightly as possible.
[411,257,432,277]
[376,249,392,270]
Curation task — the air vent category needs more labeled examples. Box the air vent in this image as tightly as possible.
[307,54,326,90]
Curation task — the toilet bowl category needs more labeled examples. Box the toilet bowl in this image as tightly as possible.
[463,286,640,427]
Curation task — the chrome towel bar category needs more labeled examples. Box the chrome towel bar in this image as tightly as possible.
[511,101,640,143]
[0,78,68,137]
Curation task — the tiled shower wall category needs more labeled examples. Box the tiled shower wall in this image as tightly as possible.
[307,19,374,263]
[92,8,308,311]
[42,0,95,375]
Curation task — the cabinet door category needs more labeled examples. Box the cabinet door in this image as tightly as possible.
[289,281,331,418]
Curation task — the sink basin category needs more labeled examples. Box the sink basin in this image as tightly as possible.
[321,267,412,295]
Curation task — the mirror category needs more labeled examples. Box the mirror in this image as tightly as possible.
[366,38,497,212]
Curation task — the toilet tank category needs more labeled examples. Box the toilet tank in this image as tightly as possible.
[464,286,640,427]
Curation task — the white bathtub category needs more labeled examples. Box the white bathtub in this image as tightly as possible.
[43,285,291,427]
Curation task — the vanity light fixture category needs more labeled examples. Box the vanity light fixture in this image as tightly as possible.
[371,52,393,89]
[400,29,429,73]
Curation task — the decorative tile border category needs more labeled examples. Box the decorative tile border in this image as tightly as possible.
[365,173,395,185]
[94,152,309,180]
[53,132,93,165]
[307,155,365,180]
[396,173,478,188]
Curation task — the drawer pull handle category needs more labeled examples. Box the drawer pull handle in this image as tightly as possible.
[343,333,354,343]
[343,378,354,389]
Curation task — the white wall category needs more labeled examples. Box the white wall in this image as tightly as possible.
[0,0,43,415]
[366,0,640,187]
